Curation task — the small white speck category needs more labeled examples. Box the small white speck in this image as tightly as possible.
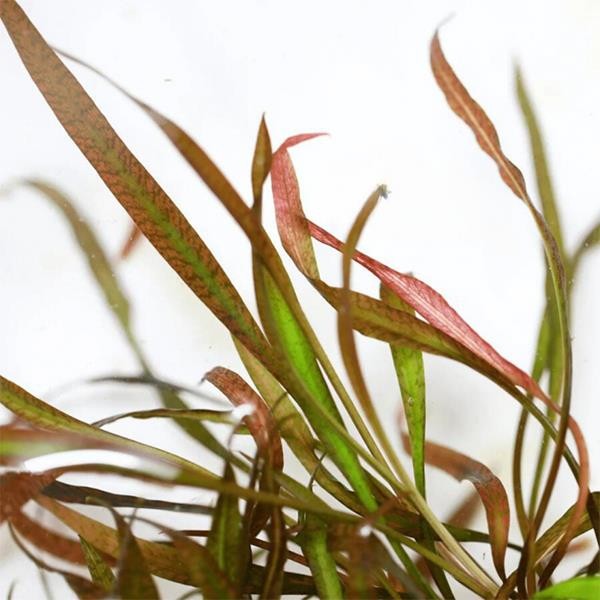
[231,404,255,420]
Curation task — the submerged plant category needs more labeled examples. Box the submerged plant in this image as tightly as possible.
[1,1,599,598]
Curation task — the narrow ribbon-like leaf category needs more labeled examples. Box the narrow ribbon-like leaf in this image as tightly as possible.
[203,367,283,470]
[0,0,273,369]
[297,514,344,600]
[206,464,244,591]
[0,374,215,482]
[381,284,426,497]
[0,471,57,523]
[107,508,159,600]
[271,134,326,279]
[251,114,272,212]
[79,536,116,592]
[10,510,91,566]
[430,32,587,578]
[311,220,545,400]
[403,434,510,580]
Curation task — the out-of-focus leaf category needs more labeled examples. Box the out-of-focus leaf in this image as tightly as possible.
[0,0,273,371]
[515,69,565,257]
[9,524,107,600]
[203,367,283,470]
[0,375,215,483]
[36,495,190,584]
[515,66,567,537]
[5,180,131,330]
[92,407,236,429]
[533,576,600,599]
[570,220,600,280]
[206,464,245,592]
[43,480,213,515]
[79,536,115,592]
[297,514,344,600]
[0,425,112,465]
[381,284,426,497]
[104,507,158,600]
[153,523,236,600]
[10,510,90,565]
[119,224,143,259]
[0,471,57,523]
[3,179,230,460]
[403,434,510,580]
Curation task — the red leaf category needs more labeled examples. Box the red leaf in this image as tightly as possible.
[271,134,326,280]
[203,367,283,470]
[0,471,58,523]
[309,220,544,400]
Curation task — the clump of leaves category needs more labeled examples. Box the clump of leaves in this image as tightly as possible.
[1,1,599,598]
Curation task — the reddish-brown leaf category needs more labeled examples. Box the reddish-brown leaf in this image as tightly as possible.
[403,434,509,580]
[430,32,528,201]
[0,471,58,523]
[203,367,283,471]
[9,510,92,566]
[271,134,326,279]
[310,220,544,400]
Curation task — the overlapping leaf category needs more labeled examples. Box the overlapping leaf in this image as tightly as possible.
[203,367,283,470]
[0,374,215,483]
[403,434,510,579]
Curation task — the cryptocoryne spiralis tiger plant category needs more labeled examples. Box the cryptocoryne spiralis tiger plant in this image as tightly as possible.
[1,1,599,598]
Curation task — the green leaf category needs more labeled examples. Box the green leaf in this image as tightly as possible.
[206,464,244,590]
[380,284,426,497]
[297,514,344,600]
[0,374,216,483]
[533,576,600,599]
[79,536,115,592]
[103,507,159,600]
[0,0,273,370]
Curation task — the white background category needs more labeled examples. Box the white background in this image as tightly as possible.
[1,1,599,598]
